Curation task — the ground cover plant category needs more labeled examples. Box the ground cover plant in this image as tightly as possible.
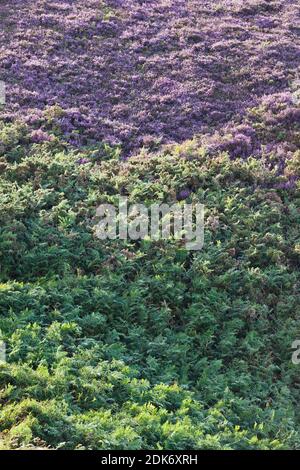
[0,0,300,451]
[0,117,299,450]
[1,0,300,153]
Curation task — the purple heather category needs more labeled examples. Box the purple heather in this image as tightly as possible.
[0,0,299,178]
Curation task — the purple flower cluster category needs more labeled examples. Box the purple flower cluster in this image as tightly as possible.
[0,0,300,158]
[177,189,192,201]
[30,129,53,143]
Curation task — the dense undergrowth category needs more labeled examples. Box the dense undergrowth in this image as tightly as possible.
[1,0,300,452]
[0,117,299,449]
[1,0,300,152]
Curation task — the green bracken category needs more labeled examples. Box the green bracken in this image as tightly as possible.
[0,119,300,449]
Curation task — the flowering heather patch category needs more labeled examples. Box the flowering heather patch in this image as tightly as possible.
[1,0,300,155]
[1,0,300,452]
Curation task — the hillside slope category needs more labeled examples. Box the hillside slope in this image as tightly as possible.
[0,120,300,449]
[1,0,300,153]
[0,0,300,450]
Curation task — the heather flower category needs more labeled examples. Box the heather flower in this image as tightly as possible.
[177,189,191,201]
[76,157,90,165]
[1,0,299,154]
[30,129,53,143]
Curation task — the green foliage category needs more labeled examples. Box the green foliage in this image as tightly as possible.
[0,121,300,449]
